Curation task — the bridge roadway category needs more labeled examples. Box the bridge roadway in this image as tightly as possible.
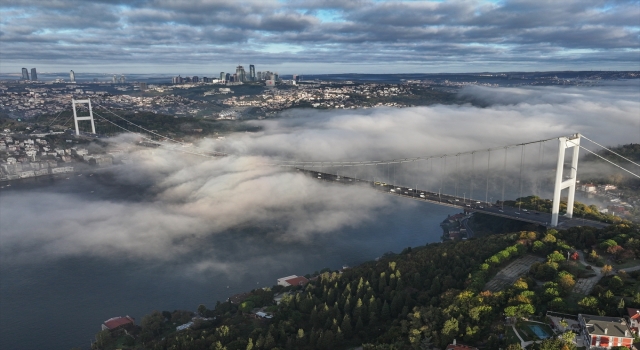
[298,169,609,230]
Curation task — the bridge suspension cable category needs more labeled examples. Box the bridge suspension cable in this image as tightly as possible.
[273,134,572,167]
[88,103,227,158]
[581,135,640,168]
[567,139,640,179]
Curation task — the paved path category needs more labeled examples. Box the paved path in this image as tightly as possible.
[484,255,544,292]
[573,251,604,295]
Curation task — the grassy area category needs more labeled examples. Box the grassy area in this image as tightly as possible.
[505,326,521,346]
[615,259,640,269]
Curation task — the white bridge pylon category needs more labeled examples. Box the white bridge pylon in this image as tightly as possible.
[72,98,95,135]
[551,133,580,227]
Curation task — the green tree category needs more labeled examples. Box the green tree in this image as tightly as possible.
[94,329,113,349]
[341,315,353,339]
[441,318,459,344]
[141,310,165,337]
[246,338,254,350]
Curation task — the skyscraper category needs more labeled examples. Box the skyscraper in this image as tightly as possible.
[225,73,231,81]
[249,65,255,81]
[30,68,38,81]
[112,75,117,83]
[220,72,225,81]
[21,68,29,80]
[119,75,126,83]
[69,70,75,82]
[235,65,246,82]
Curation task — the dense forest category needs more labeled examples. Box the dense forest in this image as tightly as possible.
[88,219,640,350]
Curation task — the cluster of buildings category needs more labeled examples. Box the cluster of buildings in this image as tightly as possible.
[172,65,282,85]
[579,182,638,220]
[544,310,640,349]
[0,132,113,182]
[221,83,414,113]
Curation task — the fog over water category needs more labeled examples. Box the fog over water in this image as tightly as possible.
[1,84,638,349]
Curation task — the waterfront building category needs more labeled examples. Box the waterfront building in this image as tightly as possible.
[69,70,75,82]
[112,75,117,83]
[220,72,225,81]
[21,68,30,80]
[30,68,38,81]
[249,65,255,81]
[192,76,199,83]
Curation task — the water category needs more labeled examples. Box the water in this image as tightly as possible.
[0,176,458,350]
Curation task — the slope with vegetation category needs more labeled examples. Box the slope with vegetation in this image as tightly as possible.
[88,217,640,350]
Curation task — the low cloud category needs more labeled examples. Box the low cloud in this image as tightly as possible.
[1,84,638,271]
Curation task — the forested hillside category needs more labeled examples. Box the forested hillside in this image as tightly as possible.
[91,222,640,350]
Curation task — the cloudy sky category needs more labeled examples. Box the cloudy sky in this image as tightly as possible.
[1,0,639,74]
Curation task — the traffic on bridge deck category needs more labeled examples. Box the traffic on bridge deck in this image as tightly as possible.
[299,168,610,230]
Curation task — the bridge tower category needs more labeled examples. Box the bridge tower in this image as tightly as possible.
[551,133,581,227]
[72,98,96,135]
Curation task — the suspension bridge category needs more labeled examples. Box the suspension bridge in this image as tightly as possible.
[64,98,639,228]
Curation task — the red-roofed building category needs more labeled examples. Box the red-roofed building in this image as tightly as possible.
[277,275,309,287]
[102,316,135,331]
[627,308,640,334]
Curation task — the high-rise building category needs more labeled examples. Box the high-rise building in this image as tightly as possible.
[119,75,126,84]
[21,68,30,80]
[112,75,117,83]
[69,70,75,82]
[235,65,246,82]
[249,65,255,81]
[256,71,262,80]
[192,76,199,83]
[30,68,38,81]
[225,73,231,81]
[220,72,225,81]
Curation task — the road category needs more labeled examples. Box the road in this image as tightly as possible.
[300,169,610,230]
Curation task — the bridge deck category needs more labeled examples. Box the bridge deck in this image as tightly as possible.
[298,168,609,230]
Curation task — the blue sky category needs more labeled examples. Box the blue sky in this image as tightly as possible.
[1,0,639,74]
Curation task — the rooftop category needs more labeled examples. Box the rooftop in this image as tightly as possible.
[103,316,134,330]
[581,314,632,338]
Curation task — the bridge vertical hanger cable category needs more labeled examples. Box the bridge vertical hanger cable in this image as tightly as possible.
[470,152,475,202]
[439,156,444,201]
[455,154,459,197]
[486,149,491,205]
[430,158,433,193]
[518,144,525,212]
[502,147,507,209]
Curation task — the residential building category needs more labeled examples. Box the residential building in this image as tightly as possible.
[578,314,634,349]
[626,308,640,334]
[101,316,135,331]
[276,275,309,287]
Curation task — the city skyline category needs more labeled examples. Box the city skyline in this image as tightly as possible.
[1,0,639,74]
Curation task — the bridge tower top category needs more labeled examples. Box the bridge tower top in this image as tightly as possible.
[551,133,581,227]
[72,98,95,136]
